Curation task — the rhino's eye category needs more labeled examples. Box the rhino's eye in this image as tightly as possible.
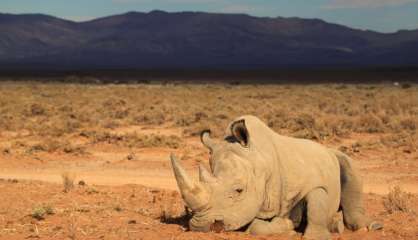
[230,184,245,198]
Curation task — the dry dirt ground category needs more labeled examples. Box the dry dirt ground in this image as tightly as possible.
[0,82,417,239]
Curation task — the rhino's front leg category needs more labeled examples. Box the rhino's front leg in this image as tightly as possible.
[329,211,344,234]
[246,217,295,235]
[304,188,332,240]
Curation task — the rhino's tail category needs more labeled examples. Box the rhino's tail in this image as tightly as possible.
[330,149,382,231]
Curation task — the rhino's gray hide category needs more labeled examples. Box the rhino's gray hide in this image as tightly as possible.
[170,115,381,240]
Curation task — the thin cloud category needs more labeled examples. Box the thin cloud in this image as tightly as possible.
[112,0,220,3]
[220,4,265,14]
[112,0,153,3]
[221,4,252,13]
[324,0,418,9]
[64,16,96,22]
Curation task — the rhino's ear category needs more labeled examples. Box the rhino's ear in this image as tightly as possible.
[231,119,249,147]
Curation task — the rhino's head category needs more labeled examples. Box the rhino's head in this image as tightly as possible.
[171,120,269,232]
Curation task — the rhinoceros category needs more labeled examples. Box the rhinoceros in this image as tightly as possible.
[170,115,382,240]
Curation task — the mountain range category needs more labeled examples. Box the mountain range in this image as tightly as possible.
[1,10,417,70]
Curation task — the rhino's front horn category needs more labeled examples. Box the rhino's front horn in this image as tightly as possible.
[170,154,210,211]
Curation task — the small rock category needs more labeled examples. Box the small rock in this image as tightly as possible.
[403,149,412,154]
[127,153,137,161]
[128,220,137,224]
[8,179,18,183]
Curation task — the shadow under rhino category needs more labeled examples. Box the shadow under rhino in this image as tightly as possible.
[169,115,382,240]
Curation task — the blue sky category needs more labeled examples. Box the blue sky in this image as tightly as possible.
[1,0,418,33]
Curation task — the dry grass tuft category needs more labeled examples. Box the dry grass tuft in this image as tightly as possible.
[31,204,54,220]
[383,186,415,214]
[62,171,76,193]
[67,213,78,240]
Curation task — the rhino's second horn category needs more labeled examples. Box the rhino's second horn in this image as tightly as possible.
[201,130,217,150]
[199,164,217,183]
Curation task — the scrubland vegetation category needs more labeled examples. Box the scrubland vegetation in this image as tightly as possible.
[383,186,415,214]
[0,82,416,156]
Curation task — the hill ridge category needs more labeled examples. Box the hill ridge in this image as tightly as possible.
[0,11,417,69]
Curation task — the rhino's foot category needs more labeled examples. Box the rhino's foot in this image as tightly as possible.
[329,211,344,234]
[304,225,331,240]
[246,217,295,235]
[343,213,384,232]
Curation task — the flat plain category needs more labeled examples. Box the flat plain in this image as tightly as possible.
[0,81,417,239]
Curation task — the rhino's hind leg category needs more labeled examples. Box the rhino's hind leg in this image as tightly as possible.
[246,217,295,236]
[303,188,332,240]
[334,149,383,231]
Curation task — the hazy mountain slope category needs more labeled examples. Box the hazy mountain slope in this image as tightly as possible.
[0,11,416,69]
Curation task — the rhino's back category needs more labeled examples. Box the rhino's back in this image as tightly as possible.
[273,134,341,216]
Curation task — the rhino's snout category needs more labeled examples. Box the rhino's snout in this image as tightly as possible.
[189,215,225,232]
